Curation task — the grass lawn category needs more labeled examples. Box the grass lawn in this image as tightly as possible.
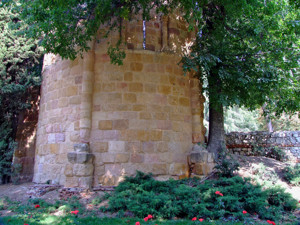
[1,216,298,225]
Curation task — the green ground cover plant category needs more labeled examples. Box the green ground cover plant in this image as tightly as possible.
[106,172,298,224]
[0,172,299,225]
[283,164,300,186]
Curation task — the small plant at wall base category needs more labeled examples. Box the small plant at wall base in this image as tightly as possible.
[214,149,240,178]
[252,144,287,162]
[283,164,300,186]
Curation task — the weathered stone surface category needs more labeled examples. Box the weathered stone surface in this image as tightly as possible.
[189,151,208,164]
[76,153,94,164]
[74,143,90,153]
[73,164,94,176]
[32,13,207,187]
[226,131,300,162]
[67,152,77,164]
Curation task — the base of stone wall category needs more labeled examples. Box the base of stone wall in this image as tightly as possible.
[226,131,300,163]
[187,144,215,177]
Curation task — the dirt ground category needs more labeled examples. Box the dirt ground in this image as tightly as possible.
[0,156,299,216]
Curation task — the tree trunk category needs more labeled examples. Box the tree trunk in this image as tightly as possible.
[207,100,226,157]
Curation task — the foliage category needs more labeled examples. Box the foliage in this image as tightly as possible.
[251,163,282,188]
[258,112,300,131]
[106,171,298,222]
[0,4,43,182]
[283,164,300,186]
[252,144,287,161]
[214,149,240,177]
[4,0,298,153]
[181,0,299,113]
[4,216,297,225]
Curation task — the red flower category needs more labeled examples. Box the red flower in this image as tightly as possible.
[199,218,204,222]
[147,214,153,219]
[267,220,276,225]
[192,217,197,221]
[215,191,224,196]
[24,224,29,225]
[71,210,79,215]
[34,204,40,208]
[144,217,148,222]
[135,222,140,225]
[243,210,247,214]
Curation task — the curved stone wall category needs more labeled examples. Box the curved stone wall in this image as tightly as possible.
[33,13,206,187]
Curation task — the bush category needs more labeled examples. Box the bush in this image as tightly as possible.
[214,150,240,177]
[283,164,300,186]
[252,144,286,161]
[106,171,298,222]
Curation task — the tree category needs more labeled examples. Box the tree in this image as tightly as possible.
[181,0,299,155]
[9,0,299,158]
[0,4,43,183]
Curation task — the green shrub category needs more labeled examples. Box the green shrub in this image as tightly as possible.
[252,144,286,161]
[214,150,240,177]
[106,171,298,222]
[283,164,300,186]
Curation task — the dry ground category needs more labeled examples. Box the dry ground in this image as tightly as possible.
[0,156,299,218]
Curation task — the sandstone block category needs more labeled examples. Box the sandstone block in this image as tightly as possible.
[98,120,113,130]
[65,177,79,187]
[76,153,94,164]
[91,142,108,153]
[74,143,90,152]
[67,152,77,163]
[66,86,78,96]
[144,83,156,93]
[55,133,65,143]
[169,163,188,175]
[179,97,190,107]
[115,154,130,163]
[129,83,143,92]
[189,151,208,164]
[142,142,155,153]
[124,72,133,81]
[130,153,144,163]
[152,164,167,175]
[64,164,73,177]
[140,112,152,120]
[50,144,59,154]
[130,62,143,72]
[108,141,126,153]
[48,134,55,144]
[79,177,93,189]
[109,72,123,81]
[123,93,137,103]
[73,164,94,176]
[158,85,171,95]
[102,83,116,92]
[113,120,129,130]
[101,153,115,163]
[132,104,146,111]
[150,130,163,141]
[99,175,116,186]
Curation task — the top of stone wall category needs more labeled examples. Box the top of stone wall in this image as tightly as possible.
[226,131,299,137]
[225,131,300,147]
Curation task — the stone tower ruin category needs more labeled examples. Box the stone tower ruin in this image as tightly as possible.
[32,13,207,188]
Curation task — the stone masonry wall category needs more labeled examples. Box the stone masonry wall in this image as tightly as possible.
[33,13,206,187]
[226,131,300,162]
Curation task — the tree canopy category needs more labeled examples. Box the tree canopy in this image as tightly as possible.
[0,4,43,183]
[4,0,299,155]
